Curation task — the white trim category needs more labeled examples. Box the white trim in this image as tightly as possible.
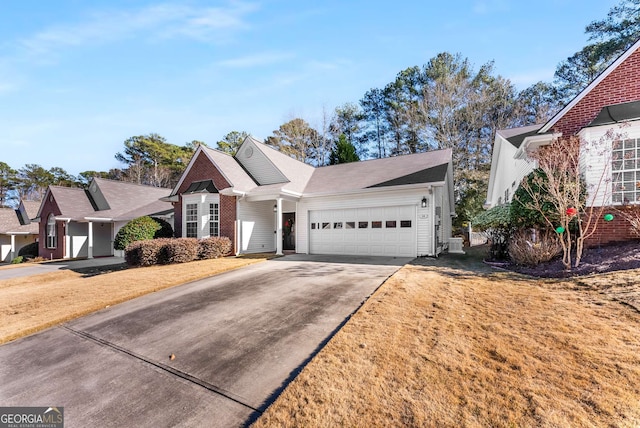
[302,182,437,199]
[514,133,559,159]
[540,38,640,133]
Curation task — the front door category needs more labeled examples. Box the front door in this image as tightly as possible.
[282,212,295,251]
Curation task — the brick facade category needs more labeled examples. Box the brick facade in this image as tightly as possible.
[38,194,65,260]
[173,151,237,252]
[585,206,640,247]
[553,47,640,136]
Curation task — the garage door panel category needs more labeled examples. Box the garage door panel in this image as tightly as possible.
[310,206,416,257]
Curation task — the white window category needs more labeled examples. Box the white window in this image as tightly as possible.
[209,203,219,237]
[186,203,198,238]
[612,138,640,204]
[47,214,57,248]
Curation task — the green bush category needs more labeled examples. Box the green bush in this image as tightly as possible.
[115,216,174,250]
[11,256,24,264]
[198,237,232,259]
[162,238,199,264]
[18,242,39,258]
[473,204,513,260]
[510,169,557,229]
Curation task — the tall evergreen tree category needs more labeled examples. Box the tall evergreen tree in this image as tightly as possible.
[329,134,360,165]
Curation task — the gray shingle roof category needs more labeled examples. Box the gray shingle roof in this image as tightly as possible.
[303,149,452,195]
[201,146,258,192]
[496,124,544,148]
[249,137,315,194]
[0,208,38,234]
[47,179,172,222]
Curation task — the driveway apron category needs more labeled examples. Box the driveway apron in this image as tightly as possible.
[0,255,409,427]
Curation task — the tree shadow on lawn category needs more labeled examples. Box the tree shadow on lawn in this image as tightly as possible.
[411,244,494,275]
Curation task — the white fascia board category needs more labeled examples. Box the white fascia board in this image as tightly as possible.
[219,188,246,197]
[6,231,35,235]
[160,195,179,202]
[301,182,437,199]
[83,217,113,222]
[514,133,559,159]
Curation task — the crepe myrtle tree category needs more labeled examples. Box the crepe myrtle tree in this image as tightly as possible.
[515,129,623,269]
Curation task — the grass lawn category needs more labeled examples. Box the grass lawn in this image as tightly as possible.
[0,254,273,345]
[253,249,640,427]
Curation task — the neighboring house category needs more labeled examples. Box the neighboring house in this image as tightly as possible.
[0,200,40,262]
[164,136,455,257]
[486,38,640,245]
[36,178,173,260]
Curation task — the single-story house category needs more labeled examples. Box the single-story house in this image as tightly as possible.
[0,200,40,262]
[163,137,455,257]
[486,37,640,245]
[36,178,173,260]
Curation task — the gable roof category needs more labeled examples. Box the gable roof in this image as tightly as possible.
[42,179,172,222]
[540,37,640,134]
[172,138,453,200]
[245,136,315,194]
[0,207,38,234]
[496,124,543,149]
[303,149,452,195]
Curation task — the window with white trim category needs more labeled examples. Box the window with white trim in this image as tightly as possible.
[47,214,57,248]
[209,203,219,237]
[612,138,640,204]
[186,203,198,238]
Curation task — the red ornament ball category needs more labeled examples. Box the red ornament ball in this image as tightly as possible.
[566,207,578,216]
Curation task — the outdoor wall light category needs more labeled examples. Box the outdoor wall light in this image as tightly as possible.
[273,204,277,212]
[421,197,428,208]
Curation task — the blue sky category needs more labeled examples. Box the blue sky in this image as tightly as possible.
[0,0,617,176]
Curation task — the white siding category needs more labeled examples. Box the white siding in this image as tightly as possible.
[238,199,276,253]
[182,194,220,239]
[68,222,88,258]
[236,139,288,185]
[298,188,434,256]
[487,137,536,208]
[579,123,640,207]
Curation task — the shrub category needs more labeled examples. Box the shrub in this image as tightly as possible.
[161,238,199,264]
[11,256,24,264]
[508,229,562,266]
[18,242,39,258]
[115,216,174,250]
[125,239,169,266]
[198,236,232,259]
[472,204,513,260]
[153,217,174,239]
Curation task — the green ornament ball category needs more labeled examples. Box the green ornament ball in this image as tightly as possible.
[603,213,614,222]
[555,226,565,234]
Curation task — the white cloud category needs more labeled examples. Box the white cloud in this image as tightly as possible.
[16,2,260,61]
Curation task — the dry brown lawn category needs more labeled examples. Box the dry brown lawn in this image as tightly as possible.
[0,255,272,345]
[254,262,640,427]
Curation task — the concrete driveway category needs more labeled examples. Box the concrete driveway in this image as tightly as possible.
[0,254,410,427]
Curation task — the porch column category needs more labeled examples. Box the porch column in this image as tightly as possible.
[276,198,283,256]
[64,220,71,259]
[10,235,15,261]
[88,221,94,259]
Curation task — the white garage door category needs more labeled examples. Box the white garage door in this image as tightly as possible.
[309,206,416,257]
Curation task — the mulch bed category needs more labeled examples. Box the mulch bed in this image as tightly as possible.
[493,240,640,278]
